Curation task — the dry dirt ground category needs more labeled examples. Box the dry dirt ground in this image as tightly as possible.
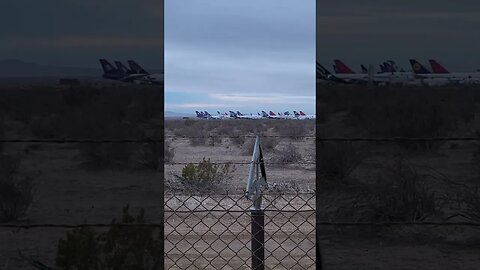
[164,119,316,269]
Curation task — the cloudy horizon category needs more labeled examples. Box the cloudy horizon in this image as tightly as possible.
[165,0,315,114]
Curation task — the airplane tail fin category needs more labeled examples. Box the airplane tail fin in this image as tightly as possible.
[386,60,397,72]
[269,111,276,116]
[332,65,338,73]
[361,65,368,74]
[409,59,431,74]
[379,64,386,73]
[334,59,355,74]
[317,61,349,83]
[114,61,132,75]
[99,59,118,74]
[428,59,449,74]
[127,60,149,74]
[299,111,306,116]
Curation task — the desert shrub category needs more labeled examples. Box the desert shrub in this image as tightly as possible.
[56,227,101,269]
[75,120,142,170]
[262,137,278,151]
[163,141,175,164]
[137,142,163,170]
[272,121,307,140]
[241,139,256,156]
[317,142,365,187]
[0,154,34,222]
[174,158,235,192]
[240,137,277,156]
[273,143,302,164]
[231,135,246,146]
[55,205,162,270]
[454,186,480,222]
[364,158,439,222]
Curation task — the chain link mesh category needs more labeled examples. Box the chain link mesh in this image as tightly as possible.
[164,192,315,269]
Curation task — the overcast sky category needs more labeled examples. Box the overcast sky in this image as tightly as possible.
[165,0,315,114]
[0,0,163,69]
[318,0,480,73]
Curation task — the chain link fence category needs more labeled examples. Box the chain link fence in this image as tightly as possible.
[164,192,315,270]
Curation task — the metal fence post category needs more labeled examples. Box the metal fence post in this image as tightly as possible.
[246,135,268,270]
[251,209,265,270]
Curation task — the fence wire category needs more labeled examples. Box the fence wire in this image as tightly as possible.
[3,134,480,269]
[164,192,316,270]
[5,136,480,143]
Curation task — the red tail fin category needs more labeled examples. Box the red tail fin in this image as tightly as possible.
[299,111,306,116]
[334,59,355,74]
[428,59,449,74]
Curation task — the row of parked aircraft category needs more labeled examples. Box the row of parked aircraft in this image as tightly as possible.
[99,59,163,85]
[317,59,480,86]
[195,110,315,120]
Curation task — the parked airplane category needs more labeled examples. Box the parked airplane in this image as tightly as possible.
[128,60,163,85]
[427,59,480,83]
[100,59,148,83]
[99,59,163,85]
[114,61,133,75]
[409,59,471,84]
[329,60,415,85]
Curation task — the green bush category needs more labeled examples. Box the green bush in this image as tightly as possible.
[56,205,162,270]
[175,158,235,192]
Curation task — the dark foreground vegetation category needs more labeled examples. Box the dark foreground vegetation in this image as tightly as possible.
[0,85,163,269]
[317,85,480,268]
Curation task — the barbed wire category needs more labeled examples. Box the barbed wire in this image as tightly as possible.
[316,221,480,226]
[0,223,163,229]
[1,221,479,230]
[166,161,316,165]
[316,137,480,142]
[3,136,480,143]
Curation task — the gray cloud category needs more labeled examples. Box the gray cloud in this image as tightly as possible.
[165,0,315,113]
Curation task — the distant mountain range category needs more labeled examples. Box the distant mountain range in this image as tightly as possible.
[0,59,162,78]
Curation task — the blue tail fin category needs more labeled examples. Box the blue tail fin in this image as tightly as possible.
[361,65,368,74]
[127,60,149,74]
[99,59,118,74]
[114,61,132,75]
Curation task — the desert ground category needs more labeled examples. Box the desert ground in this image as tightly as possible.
[164,118,316,269]
[317,84,480,269]
[0,85,315,269]
[0,85,164,269]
